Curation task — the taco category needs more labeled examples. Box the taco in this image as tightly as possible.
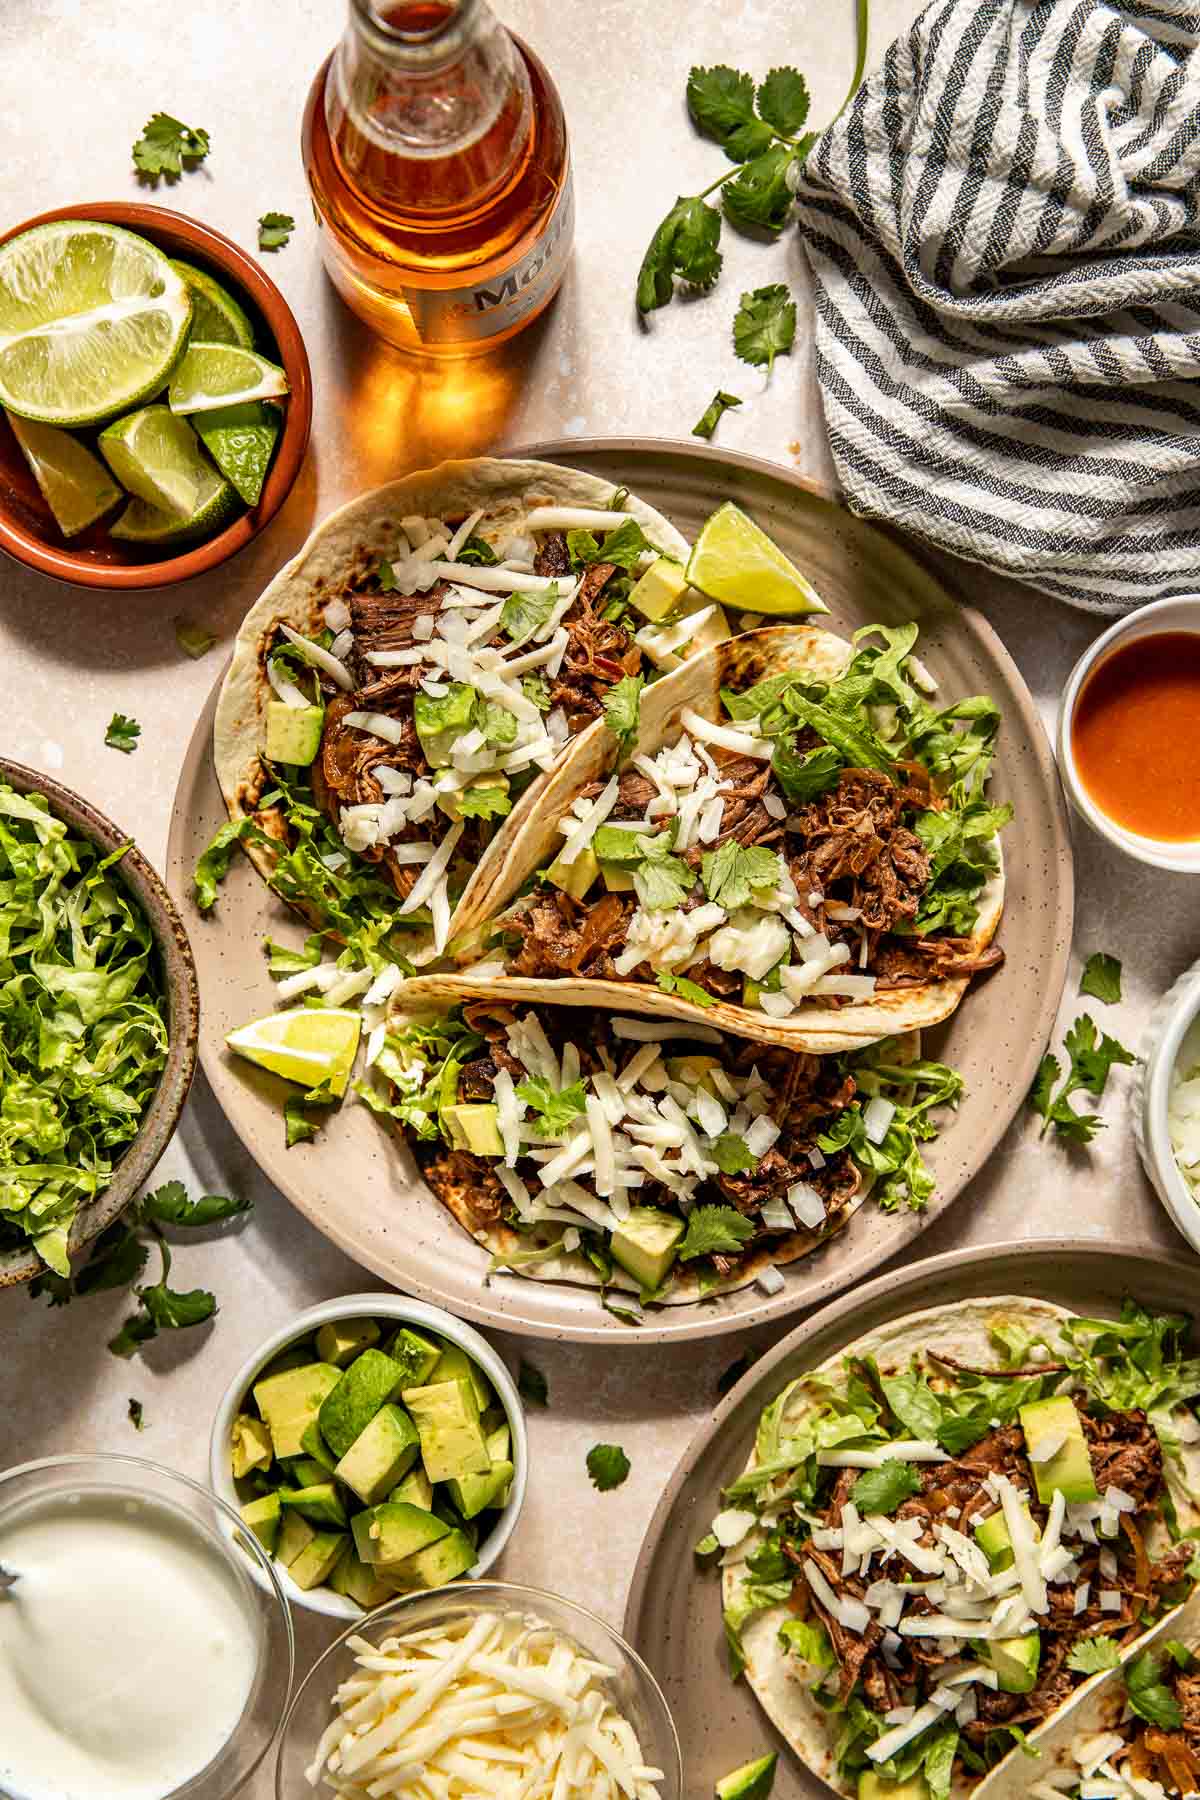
[363,997,961,1312]
[707,1297,1200,1800]
[399,622,1010,1052]
[205,457,709,961]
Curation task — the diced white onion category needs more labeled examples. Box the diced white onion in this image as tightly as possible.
[787,1182,827,1229]
[279,623,354,690]
[757,1265,785,1295]
[323,598,351,631]
[863,1097,896,1145]
[343,710,407,746]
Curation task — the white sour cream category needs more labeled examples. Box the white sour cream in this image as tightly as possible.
[0,1488,261,1800]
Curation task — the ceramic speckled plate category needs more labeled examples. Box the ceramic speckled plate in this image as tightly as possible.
[623,1240,1196,1795]
[163,440,1073,1344]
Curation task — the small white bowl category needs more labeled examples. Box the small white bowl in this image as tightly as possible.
[1135,957,1200,1254]
[1057,594,1200,874]
[210,1294,529,1621]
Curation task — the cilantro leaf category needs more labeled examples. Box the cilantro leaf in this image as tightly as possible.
[756,67,811,135]
[678,1204,756,1261]
[733,283,797,370]
[1029,1054,1060,1121]
[501,588,556,640]
[132,112,211,181]
[1125,1650,1183,1729]
[1080,952,1122,1005]
[711,1133,758,1175]
[634,850,694,911]
[702,841,783,910]
[724,148,799,234]
[636,196,723,314]
[693,390,742,440]
[518,1360,549,1406]
[1031,1014,1134,1144]
[140,1182,248,1227]
[257,212,295,251]
[109,1312,157,1358]
[1067,1638,1122,1675]
[604,674,644,758]
[516,1075,587,1134]
[174,617,215,659]
[849,1459,922,1516]
[686,65,774,162]
[128,1397,145,1430]
[105,712,141,754]
[193,816,251,911]
[570,518,653,571]
[138,1281,217,1332]
[455,784,512,822]
[456,535,498,566]
[586,1443,631,1491]
[656,969,717,1007]
[1163,1641,1195,1671]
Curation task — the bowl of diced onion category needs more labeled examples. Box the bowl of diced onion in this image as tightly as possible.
[274,1580,683,1799]
[1135,957,1200,1254]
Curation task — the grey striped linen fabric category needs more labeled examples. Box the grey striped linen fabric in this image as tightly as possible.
[794,0,1200,614]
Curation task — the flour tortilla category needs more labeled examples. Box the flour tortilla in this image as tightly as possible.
[212,457,690,937]
[398,624,1006,1054]
[724,1296,1200,1799]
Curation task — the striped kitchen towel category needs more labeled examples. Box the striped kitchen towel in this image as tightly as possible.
[794,0,1200,614]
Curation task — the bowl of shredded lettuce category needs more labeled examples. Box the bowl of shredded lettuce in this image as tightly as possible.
[0,762,198,1286]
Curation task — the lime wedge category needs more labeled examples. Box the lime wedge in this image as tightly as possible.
[5,411,122,536]
[110,489,240,545]
[0,220,191,427]
[195,401,279,506]
[168,342,288,415]
[686,502,829,617]
[169,259,255,349]
[226,1007,361,1096]
[98,404,231,520]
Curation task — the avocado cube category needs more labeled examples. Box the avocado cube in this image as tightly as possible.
[664,1054,722,1094]
[857,1776,929,1800]
[442,1103,505,1157]
[985,1634,1041,1694]
[717,1753,779,1800]
[384,1327,441,1390]
[610,1207,685,1291]
[395,1526,477,1590]
[253,1362,342,1461]
[299,1422,338,1474]
[329,1548,395,1611]
[403,1378,491,1484]
[485,1421,511,1463]
[284,1457,331,1489]
[545,844,599,901]
[414,683,476,768]
[230,1413,274,1479]
[1019,1395,1099,1504]
[392,1465,434,1510]
[591,825,646,867]
[239,1493,281,1555]
[289,1529,348,1591]
[278,1482,348,1528]
[630,556,688,623]
[315,1317,381,1368]
[318,1349,405,1459]
[449,1458,514,1520]
[266,701,325,768]
[974,1505,1038,1573]
[432,1341,493,1413]
[335,1405,421,1506]
[601,863,635,892]
[437,772,510,824]
[352,1501,449,1569]
[276,1509,317,1569]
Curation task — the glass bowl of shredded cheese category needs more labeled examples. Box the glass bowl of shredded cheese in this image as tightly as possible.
[274,1579,682,1799]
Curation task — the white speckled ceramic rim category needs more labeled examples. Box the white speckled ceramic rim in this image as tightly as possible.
[209,1293,529,1621]
[1137,960,1200,1254]
[1057,594,1200,874]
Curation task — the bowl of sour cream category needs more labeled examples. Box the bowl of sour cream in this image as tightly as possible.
[0,1453,293,1800]
[1135,958,1200,1254]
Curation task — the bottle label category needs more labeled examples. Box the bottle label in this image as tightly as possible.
[401,170,575,346]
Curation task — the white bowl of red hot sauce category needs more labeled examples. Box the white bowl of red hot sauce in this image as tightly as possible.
[1057,595,1200,873]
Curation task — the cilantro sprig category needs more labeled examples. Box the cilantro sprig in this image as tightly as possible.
[132,113,210,182]
[678,1204,756,1261]
[1030,1013,1134,1144]
[733,285,797,371]
[1080,951,1122,1004]
[849,1459,921,1515]
[1067,1638,1121,1675]
[586,1443,631,1491]
[105,712,141,753]
[604,674,644,759]
[257,212,295,251]
[1125,1650,1183,1730]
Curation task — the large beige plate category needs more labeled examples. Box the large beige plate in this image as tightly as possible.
[623,1240,1198,1795]
[163,440,1073,1344]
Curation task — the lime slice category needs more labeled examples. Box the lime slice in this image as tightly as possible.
[5,410,122,536]
[98,404,232,521]
[110,488,240,545]
[0,220,191,426]
[195,400,279,506]
[168,342,288,415]
[226,1007,361,1096]
[169,259,255,349]
[686,502,829,617]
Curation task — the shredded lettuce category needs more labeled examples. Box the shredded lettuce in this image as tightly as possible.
[817,1041,963,1211]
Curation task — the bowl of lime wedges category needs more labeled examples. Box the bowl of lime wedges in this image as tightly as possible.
[0,202,312,589]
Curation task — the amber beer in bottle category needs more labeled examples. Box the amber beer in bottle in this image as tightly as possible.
[302,0,573,355]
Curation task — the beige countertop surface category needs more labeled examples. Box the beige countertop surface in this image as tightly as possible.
[2,0,1196,1791]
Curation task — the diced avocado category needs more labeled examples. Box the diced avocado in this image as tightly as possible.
[485,1421,511,1463]
[230,1412,273,1479]
[1019,1395,1098,1505]
[985,1634,1041,1694]
[266,700,324,767]
[857,1775,928,1800]
[664,1054,722,1094]
[329,1548,395,1610]
[610,1207,685,1291]
[449,1458,514,1520]
[352,1501,449,1568]
[432,1341,493,1413]
[481,1404,508,1436]
[974,1506,1039,1573]
[384,1327,442,1390]
[318,1349,405,1459]
[276,1509,317,1569]
[414,683,475,767]
[285,1457,331,1489]
[253,1361,342,1461]
[630,555,689,623]
[299,1422,338,1474]
[592,824,646,867]
[436,772,510,823]
[602,863,635,892]
[289,1529,348,1591]
[395,1526,477,1590]
[239,1493,281,1555]
[335,1404,422,1506]
[403,1378,491,1483]
[315,1317,380,1368]
[392,1464,434,1510]
[546,843,599,901]
[717,1753,778,1800]
[442,1102,505,1157]
[278,1482,348,1528]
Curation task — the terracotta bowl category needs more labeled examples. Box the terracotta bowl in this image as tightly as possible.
[0,760,199,1287]
[0,201,312,590]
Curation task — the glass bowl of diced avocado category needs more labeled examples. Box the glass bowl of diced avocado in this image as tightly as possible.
[209,1294,528,1619]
